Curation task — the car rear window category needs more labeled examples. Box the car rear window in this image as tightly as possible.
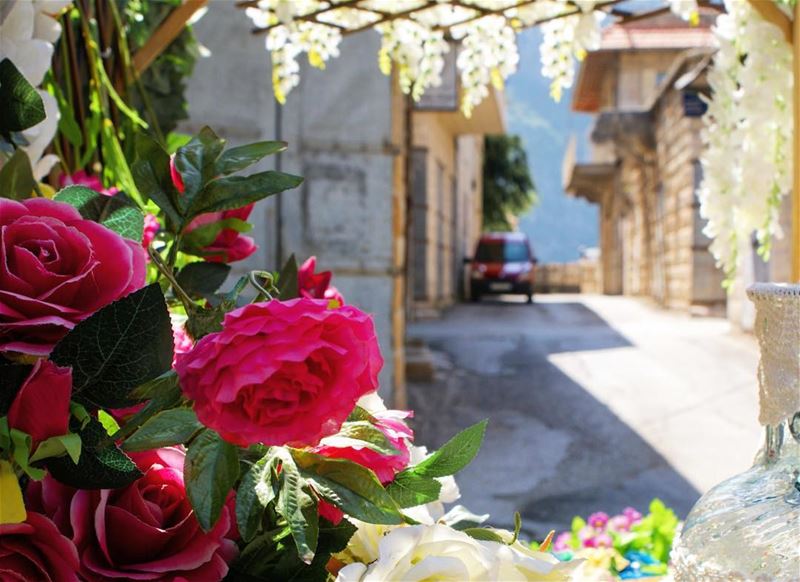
[475,240,530,262]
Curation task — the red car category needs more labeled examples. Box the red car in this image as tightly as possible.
[467,232,537,303]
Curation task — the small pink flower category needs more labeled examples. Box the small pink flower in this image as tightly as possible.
[298,256,344,305]
[184,205,257,263]
[142,212,160,249]
[553,531,573,552]
[588,511,609,529]
[314,410,413,484]
[623,507,642,524]
[583,532,613,549]
[608,515,632,532]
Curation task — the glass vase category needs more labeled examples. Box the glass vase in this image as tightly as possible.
[672,283,800,581]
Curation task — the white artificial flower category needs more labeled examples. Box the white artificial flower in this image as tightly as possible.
[0,1,53,86]
[21,90,60,180]
[356,391,388,414]
[336,524,577,582]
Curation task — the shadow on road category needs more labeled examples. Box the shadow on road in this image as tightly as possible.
[408,296,700,538]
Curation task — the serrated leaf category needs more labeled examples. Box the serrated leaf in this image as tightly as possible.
[122,408,203,452]
[181,217,252,251]
[196,170,303,214]
[278,254,299,300]
[176,262,231,299]
[46,418,142,489]
[55,185,144,241]
[0,58,45,135]
[50,284,173,409]
[237,455,273,542]
[410,419,487,479]
[185,430,240,531]
[291,449,403,525]
[274,448,319,564]
[215,140,287,175]
[386,471,442,508]
[0,149,35,200]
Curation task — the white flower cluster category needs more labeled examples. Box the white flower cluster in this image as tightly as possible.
[539,2,602,102]
[697,0,793,279]
[246,1,342,104]
[453,15,519,117]
[0,0,72,180]
[376,19,449,102]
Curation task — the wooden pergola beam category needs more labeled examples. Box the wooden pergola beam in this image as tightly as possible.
[133,0,208,75]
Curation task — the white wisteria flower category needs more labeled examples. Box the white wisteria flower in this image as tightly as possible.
[335,523,577,582]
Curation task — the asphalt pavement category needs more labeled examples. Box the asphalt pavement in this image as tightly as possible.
[407,293,762,538]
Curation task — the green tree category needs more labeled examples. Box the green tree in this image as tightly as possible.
[482,135,537,231]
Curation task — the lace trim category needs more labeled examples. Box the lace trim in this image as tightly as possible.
[746,284,800,427]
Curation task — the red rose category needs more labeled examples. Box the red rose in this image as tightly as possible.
[0,198,146,355]
[175,298,383,446]
[314,410,413,484]
[298,256,344,304]
[184,204,257,263]
[0,511,81,582]
[7,359,72,451]
[26,447,237,582]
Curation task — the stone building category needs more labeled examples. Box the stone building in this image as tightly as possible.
[563,9,727,314]
[180,3,503,404]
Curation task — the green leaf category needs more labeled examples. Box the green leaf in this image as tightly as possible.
[323,421,400,456]
[55,185,145,241]
[166,132,192,154]
[463,527,510,544]
[0,58,45,135]
[46,418,142,489]
[132,133,182,227]
[346,406,377,424]
[46,77,82,149]
[274,449,319,564]
[30,433,82,464]
[410,420,487,478]
[97,410,121,435]
[185,429,240,531]
[50,284,173,409]
[0,359,32,415]
[278,254,299,300]
[0,149,35,200]
[215,141,287,175]
[175,126,225,212]
[100,119,143,206]
[291,449,403,525]
[197,170,303,214]
[237,455,274,543]
[176,262,231,299]
[386,471,442,508]
[123,408,203,452]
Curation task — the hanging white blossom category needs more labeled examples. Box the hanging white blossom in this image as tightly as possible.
[453,15,519,117]
[697,0,793,281]
[669,0,700,25]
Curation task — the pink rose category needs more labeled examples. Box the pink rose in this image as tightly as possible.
[298,256,344,304]
[175,298,383,446]
[26,447,237,581]
[314,410,413,484]
[0,512,81,582]
[0,198,146,355]
[184,205,257,263]
[7,359,72,451]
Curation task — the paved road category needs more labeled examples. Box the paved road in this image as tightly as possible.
[407,294,761,538]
